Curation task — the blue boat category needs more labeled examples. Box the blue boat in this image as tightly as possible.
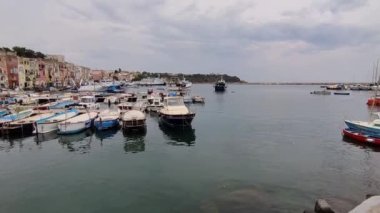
[0,109,9,117]
[94,110,120,130]
[0,109,34,127]
[344,119,380,137]
[106,85,124,93]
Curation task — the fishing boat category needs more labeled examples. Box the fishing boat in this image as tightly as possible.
[2,112,56,135]
[0,109,35,127]
[159,96,195,127]
[344,118,380,137]
[36,109,80,134]
[214,77,227,92]
[58,112,98,135]
[94,110,120,130]
[342,128,380,146]
[121,110,146,131]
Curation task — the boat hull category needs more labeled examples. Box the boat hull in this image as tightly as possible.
[1,122,34,136]
[367,98,380,106]
[95,119,119,130]
[342,128,380,146]
[344,120,380,137]
[58,119,95,135]
[214,86,226,92]
[159,113,195,127]
[37,122,60,134]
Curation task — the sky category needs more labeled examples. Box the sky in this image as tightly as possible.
[1,0,380,82]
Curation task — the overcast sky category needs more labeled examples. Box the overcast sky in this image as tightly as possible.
[1,0,380,82]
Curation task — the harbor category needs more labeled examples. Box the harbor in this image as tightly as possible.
[0,84,380,212]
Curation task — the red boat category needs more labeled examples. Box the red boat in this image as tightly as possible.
[367,97,380,106]
[342,128,380,146]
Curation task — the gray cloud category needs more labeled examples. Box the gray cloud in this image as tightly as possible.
[0,0,379,82]
[319,0,369,13]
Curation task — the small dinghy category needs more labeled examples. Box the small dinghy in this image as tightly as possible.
[121,110,146,131]
[94,110,120,131]
[58,112,98,135]
[36,109,79,134]
[342,128,380,146]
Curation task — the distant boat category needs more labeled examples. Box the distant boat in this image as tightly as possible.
[58,112,98,135]
[310,90,331,95]
[214,77,227,92]
[36,109,80,134]
[78,82,105,92]
[334,92,350,95]
[76,96,100,110]
[159,96,195,127]
[94,110,120,131]
[326,84,346,90]
[121,110,146,131]
[192,96,205,103]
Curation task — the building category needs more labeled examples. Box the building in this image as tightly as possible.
[0,51,18,89]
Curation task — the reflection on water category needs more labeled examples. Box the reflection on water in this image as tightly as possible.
[58,129,94,154]
[35,131,59,143]
[123,130,146,153]
[95,128,119,142]
[159,124,196,146]
[342,136,380,152]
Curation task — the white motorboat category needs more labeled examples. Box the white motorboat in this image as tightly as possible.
[77,96,100,110]
[36,109,80,134]
[78,82,105,92]
[159,96,195,127]
[122,110,146,131]
[58,112,98,134]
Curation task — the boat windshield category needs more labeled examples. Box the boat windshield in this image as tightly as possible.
[81,98,95,103]
[166,98,184,106]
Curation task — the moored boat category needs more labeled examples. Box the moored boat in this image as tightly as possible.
[342,128,380,146]
[58,112,98,135]
[36,109,80,134]
[344,119,380,137]
[0,109,35,128]
[2,112,56,135]
[192,96,205,103]
[121,110,146,131]
[310,90,331,95]
[159,96,195,127]
[94,110,120,131]
[334,92,350,95]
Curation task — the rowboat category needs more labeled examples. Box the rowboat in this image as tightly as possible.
[94,110,120,130]
[344,119,380,138]
[36,109,80,134]
[0,109,34,127]
[58,112,98,135]
[2,112,56,135]
[342,128,380,146]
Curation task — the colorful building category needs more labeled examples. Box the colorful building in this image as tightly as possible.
[0,51,18,89]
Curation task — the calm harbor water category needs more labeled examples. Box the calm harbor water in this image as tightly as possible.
[1,84,380,212]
